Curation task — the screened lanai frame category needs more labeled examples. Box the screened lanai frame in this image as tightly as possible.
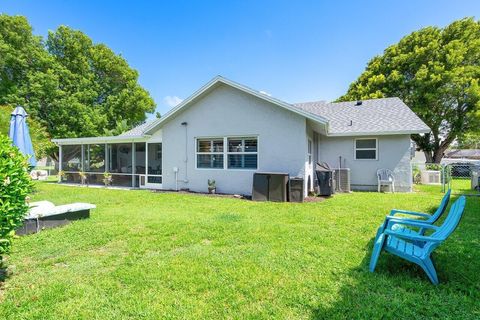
[57,138,163,189]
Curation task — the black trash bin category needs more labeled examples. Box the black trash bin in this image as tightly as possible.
[252,172,289,202]
[316,162,334,196]
[289,178,304,203]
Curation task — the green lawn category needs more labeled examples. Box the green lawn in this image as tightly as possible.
[0,183,479,319]
[449,177,480,195]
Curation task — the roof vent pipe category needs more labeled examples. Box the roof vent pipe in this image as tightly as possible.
[355,100,362,106]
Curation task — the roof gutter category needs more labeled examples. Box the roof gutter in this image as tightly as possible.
[326,128,431,137]
[52,134,151,145]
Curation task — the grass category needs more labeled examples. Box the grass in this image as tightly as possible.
[0,183,479,319]
[449,177,480,195]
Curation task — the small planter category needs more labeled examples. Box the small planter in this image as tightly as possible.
[207,179,216,194]
[58,171,66,183]
[79,172,88,186]
[103,172,113,188]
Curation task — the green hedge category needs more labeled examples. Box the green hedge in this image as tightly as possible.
[0,134,33,257]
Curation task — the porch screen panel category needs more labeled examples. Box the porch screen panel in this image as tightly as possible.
[148,143,162,175]
[86,173,104,186]
[61,145,82,172]
[108,144,133,174]
[85,144,105,172]
[110,175,133,187]
[134,143,146,174]
[64,172,80,183]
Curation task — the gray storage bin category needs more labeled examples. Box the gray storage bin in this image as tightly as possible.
[252,172,289,202]
[289,178,304,202]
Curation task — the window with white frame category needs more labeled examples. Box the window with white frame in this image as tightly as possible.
[227,137,258,169]
[354,138,378,160]
[196,138,224,168]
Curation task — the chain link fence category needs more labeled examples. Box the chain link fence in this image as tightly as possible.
[443,162,480,195]
[412,161,480,195]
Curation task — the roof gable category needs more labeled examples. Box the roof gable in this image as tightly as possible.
[144,76,328,135]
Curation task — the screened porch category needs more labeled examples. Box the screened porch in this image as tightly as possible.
[59,142,163,188]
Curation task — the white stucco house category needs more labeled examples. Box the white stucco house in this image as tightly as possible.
[52,76,430,196]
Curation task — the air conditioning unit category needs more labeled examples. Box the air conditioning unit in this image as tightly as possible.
[333,168,351,193]
[421,170,441,185]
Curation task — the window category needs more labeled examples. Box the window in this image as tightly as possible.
[196,139,224,169]
[227,138,258,169]
[354,138,378,160]
[195,137,258,169]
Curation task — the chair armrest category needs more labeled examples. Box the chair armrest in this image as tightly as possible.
[389,209,431,218]
[385,229,442,243]
[386,218,439,230]
[384,216,432,227]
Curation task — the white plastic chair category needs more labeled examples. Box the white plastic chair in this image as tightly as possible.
[377,169,395,192]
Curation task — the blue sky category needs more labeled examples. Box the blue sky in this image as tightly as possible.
[2,1,480,118]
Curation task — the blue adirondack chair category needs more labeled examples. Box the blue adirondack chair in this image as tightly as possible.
[369,196,466,284]
[374,189,451,242]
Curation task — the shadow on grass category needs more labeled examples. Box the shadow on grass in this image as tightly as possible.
[0,260,11,283]
[310,232,480,319]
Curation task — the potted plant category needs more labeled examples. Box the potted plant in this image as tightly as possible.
[103,172,112,187]
[58,170,65,183]
[79,171,87,186]
[208,179,216,194]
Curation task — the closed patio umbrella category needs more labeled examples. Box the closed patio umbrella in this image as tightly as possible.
[9,106,36,167]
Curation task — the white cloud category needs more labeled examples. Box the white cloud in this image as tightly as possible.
[163,95,183,107]
[259,90,272,97]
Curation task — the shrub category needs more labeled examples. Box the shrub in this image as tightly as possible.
[412,164,421,184]
[426,164,442,171]
[0,134,34,257]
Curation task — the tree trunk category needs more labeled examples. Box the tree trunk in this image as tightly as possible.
[432,141,451,163]
[413,131,455,164]
[423,150,434,163]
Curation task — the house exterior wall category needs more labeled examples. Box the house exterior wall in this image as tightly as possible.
[305,125,315,193]
[160,84,309,195]
[318,134,413,192]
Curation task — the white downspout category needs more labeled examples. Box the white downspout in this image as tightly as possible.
[180,122,188,183]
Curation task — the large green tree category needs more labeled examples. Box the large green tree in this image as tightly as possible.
[0,15,156,159]
[339,18,480,163]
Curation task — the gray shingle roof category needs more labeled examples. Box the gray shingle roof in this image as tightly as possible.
[119,121,152,137]
[293,97,430,135]
[445,149,480,159]
[121,97,429,138]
